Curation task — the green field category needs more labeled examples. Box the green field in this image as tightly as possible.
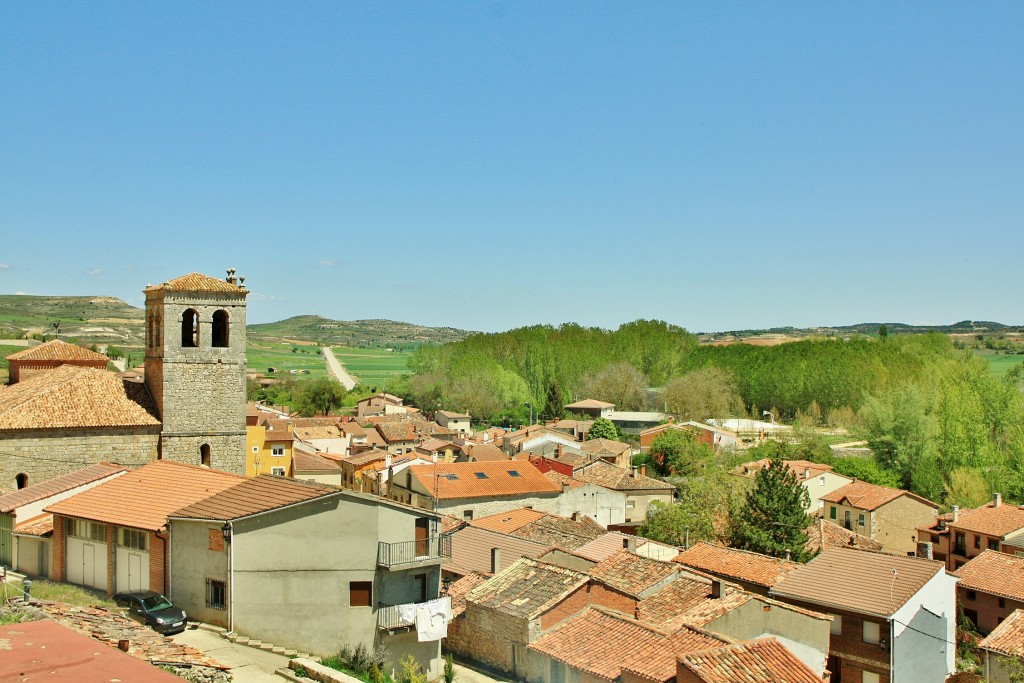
[247,341,330,378]
[974,349,1024,379]
[332,347,411,390]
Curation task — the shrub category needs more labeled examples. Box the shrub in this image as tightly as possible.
[397,655,426,683]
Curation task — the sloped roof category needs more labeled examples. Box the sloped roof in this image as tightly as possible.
[408,461,561,500]
[472,508,547,534]
[446,525,553,576]
[955,550,1024,602]
[581,438,631,456]
[636,572,751,631]
[145,272,245,293]
[6,339,109,363]
[804,519,882,554]
[376,421,417,443]
[292,451,342,473]
[674,542,800,589]
[465,557,589,619]
[575,532,645,563]
[513,514,606,551]
[771,547,944,617]
[14,514,53,537]
[677,637,824,683]
[544,469,585,490]
[528,606,724,683]
[292,425,342,441]
[436,410,471,419]
[565,399,615,410]
[170,475,339,521]
[463,443,508,462]
[951,502,1024,537]
[447,572,488,616]
[736,458,840,481]
[344,449,391,467]
[821,480,937,512]
[573,460,673,492]
[589,550,678,597]
[0,463,127,513]
[47,461,244,531]
[979,608,1024,657]
[0,365,161,431]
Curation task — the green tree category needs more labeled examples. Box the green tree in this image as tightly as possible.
[587,417,619,441]
[830,457,903,489]
[640,466,741,546]
[664,367,744,421]
[731,458,811,561]
[649,429,713,477]
[581,362,649,411]
[296,377,346,416]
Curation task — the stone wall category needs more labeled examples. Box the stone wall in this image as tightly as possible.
[0,428,160,491]
[161,433,246,475]
[457,602,530,673]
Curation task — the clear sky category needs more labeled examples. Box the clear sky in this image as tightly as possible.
[1,3,1021,333]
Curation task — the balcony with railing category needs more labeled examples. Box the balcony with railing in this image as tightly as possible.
[377,596,452,635]
[377,535,451,569]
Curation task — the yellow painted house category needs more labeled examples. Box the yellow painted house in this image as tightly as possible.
[245,423,296,477]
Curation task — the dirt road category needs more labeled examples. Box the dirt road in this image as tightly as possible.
[322,347,357,390]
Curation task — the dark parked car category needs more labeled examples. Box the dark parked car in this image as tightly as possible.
[113,591,188,635]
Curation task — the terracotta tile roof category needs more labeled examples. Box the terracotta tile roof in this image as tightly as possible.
[821,480,938,512]
[376,421,418,443]
[804,519,882,554]
[344,449,390,467]
[292,451,342,472]
[263,430,295,443]
[771,547,944,617]
[418,438,460,453]
[465,557,589,618]
[573,460,673,492]
[528,606,723,683]
[436,410,471,419]
[513,514,606,551]
[339,422,367,437]
[736,458,839,480]
[145,272,245,293]
[581,438,631,456]
[677,637,824,683]
[0,463,127,513]
[446,572,488,616]
[544,469,585,490]
[292,425,342,441]
[47,461,244,531]
[636,572,750,631]
[441,514,468,534]
[674,542,800,589]
[575,532,647,562]
[955,550,1024,602]
[170,475,339,521]
[14,513,53,537]
[0,365,161,431]
[565,399,615,410]
[951,502,1024,537]
[408,461,561,500]
[472,508,547,534]
[979,608,1024,656]
[463,443,507,462]
[446,525,553,576]
[6,339,109,363]
[589,550,679,598]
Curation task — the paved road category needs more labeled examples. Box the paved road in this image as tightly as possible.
[172,628,290,683]
[322,347,357,390]
[451,660,514,683]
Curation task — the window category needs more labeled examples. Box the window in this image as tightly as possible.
[271,446,285,457]
[181,309,199,347]
[863,672,880,683]
[990,539,1000,551]
[206,579,226,610]
[974,535,982,550]
[830,614,842,636]
[862,620,880,644]
[201,444,212,467]
[858,513,865,527]
[462,510,474,522]
[955,560,965,570]
[819,475,825,486]
[252,446,259,453]
[999,598,1006,609]
[955,532,967,555]
[931,534,940,543]
[212,310,229,348]
[271,466,286,476]
[66,519,106,542]
[830,506,837,520]
[966,590,977,601]
[15,473,28,490]
[508,470,522,477]
[350,581,372,607]
[119,528,147,551]
[474,472,488,479]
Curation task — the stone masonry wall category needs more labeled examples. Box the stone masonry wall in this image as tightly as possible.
[161,433,246,474]
[457,603,530,673]
[0,428,160,491]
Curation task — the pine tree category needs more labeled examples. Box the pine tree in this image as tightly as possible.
[731,457,811,561]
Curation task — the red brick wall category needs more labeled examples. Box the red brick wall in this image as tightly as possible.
[587,583,637,616]
[784,599,890,683]
[960,587,1024,635]
[150,530,168,595]
[105,524,115,595]
[539,584,592,631]
[51,514,66,581]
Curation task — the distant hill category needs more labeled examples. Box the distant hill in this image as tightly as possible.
[699,320,1021,345]
[247,315,474,348]
[0,295,144,348]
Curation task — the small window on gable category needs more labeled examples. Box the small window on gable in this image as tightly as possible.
[508,470,522,477]
[181,309,199,347]
[212,310,229,348]
[474,472,488,479]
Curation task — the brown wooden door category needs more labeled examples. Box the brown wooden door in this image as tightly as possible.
[415,518,429,557]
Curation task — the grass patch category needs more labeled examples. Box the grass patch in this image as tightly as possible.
[332,346,411,389]
[5,579,116,608]
[247,341,330,378]
[973,350,1024,383]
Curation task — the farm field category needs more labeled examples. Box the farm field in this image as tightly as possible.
[331,346,411,390]
[247,341,330,378]
[0,344,25,383]
[974,349,1024,379]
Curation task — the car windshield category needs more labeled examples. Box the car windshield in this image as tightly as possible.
[141,595,172,611]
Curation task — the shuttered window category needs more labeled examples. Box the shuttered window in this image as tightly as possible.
[349,581,372,607]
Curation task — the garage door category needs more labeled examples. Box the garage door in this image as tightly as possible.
[66,537,107,591]
[116,547,149,592]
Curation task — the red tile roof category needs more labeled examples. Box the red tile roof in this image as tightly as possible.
[677,637,824,683]
[821,480,937,512]
[170,475,339,522]
[47,461,244,531]
[464,443,508,462]
[0,463,127,513]
[804,519,882,554]
[588,550,679,598]
[292,451,341,472]
[951,502,1024,538]
[954,550,1024,602]
[446,572,488,616]
[6,339,109,363]
[409,461,561,500]
[574,532,647,562]
[565,399,615,410]
[14,513,54,537]
[145,272,246,293]
[674,542,800,589]
[465,557,589,618]
[979,608,1024,657]
[771,547,944,617]
[0,365,161,430]
[472,508,547,534]
[446,525,553,576]
[573,459,673,492]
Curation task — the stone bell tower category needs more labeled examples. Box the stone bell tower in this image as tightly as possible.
[144,269,248,473]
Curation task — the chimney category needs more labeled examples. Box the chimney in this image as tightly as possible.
[490,548,500,574]
[562,482,570,494]
[571,512,579,521]
[626,536,638,552]
[557,444,564,459]
[916,541,934,560]
[432,453,438,464]
[995,492,1003,508]
[385,453,392,468]
[803,467,810,479]
[952,505,959,523]
[710,579,723,599]
[640,465,646,477]
[631,466,638,478]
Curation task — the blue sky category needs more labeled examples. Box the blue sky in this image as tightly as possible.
[1,3,1021,332]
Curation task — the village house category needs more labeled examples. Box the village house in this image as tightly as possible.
[0,462,127,577]
[443,523,554,584]
[640,421,739,452]
[547,418,592,440]
[357,393,407,418]
[676,637,827,683]
[978,608,1024,683]
[416,438,464,463]
[737,459,854,514]
[291,450,342,486]
[954,550,1024,635]
[820,480,939,555]
[471,508,606,553]
[564,399,615,420]
[917,493,1024,571]
[245,419,295,477]
[502,427,582,459]
[771,546,957,683]
[167,475,448,677]
[5,339,110,384]
[376,420,420,455]
[673,542,800,597]
[388,460,563,521]
[535,462,630,528]
[434,410,471,436]
[579,437,632,468]
[572,459,674,524]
